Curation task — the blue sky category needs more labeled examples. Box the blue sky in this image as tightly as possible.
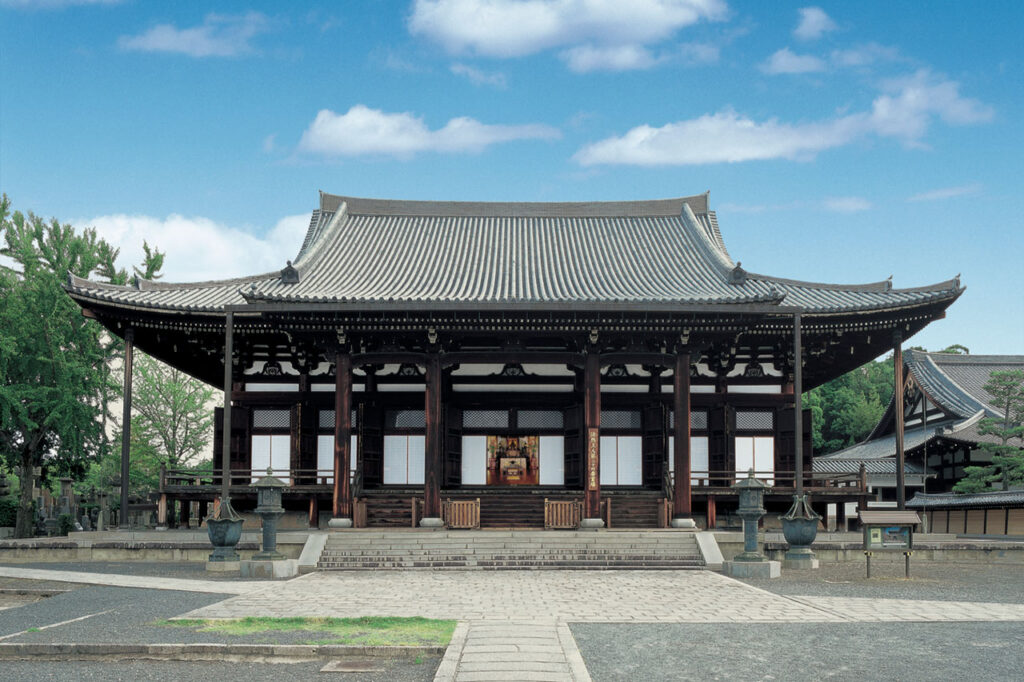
[1,1,1021,355]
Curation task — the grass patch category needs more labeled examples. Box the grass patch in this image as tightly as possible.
[155,616,455,646]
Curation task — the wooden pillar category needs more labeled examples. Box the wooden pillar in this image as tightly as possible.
[219,311,234,515]
[331,350,353,526]
[672,352,692,520]
[309,497,319,529]
[422,354,443,524]
[894,332,906,510]
[119,327,134,529]
[583,350,602,524]
[706,495,717,529]
[793,313,804,496]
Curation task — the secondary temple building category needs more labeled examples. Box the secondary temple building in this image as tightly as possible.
[64,192,963,530]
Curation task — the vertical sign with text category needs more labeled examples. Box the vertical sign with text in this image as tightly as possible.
[587,428,599,491]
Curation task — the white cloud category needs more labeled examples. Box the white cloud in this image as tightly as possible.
[574,109,862,166]
[831,42,901,68]
[870,70,993,143]
[81,213,310,283]
[760,47,826,75]
[822,196,871,212]
[575,71,993,166]
[561,44,661,72]
[450,62,507,87]
[262,134,276,153]
[908,184,982,202]
[118,12,269,58]
[298,104,560,158]
[793,6,837,41]
[408,0,727,61]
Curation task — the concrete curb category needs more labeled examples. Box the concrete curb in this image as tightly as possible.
[432,621,469,681]
[0,642,445,662]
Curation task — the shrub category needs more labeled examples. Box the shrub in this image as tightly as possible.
[0,497,18,527]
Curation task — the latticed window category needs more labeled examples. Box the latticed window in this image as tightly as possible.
[736,411,773,432]
[462,410,509,429]
[669,411,708,430]
[517,410,564,430]
[253,409,289,430]
[385,410,426,429]
[318,410,359,430]
[600,410,642,430]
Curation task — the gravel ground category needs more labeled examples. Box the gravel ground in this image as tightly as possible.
[738,560,1024,604]
[0,561,255,581]
[0,659,441,682]
[574,561,1024,681]
[572,622,1024,682]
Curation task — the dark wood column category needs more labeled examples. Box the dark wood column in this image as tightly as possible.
[794,313,804,495]
[894,332,905,509]
[331,350,352,525]
[119,327,134,529]
[422,354,443,524]
[218,311,234,517]
[672,352,692,520]
[583,350,602,523]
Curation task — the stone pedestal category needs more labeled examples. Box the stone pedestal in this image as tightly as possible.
[724,560,781,579]
[241,558,298,579]
[328,517,353,529]
[206,560,240,573]
[782,552,820,570]
[670,517,697,529]
[579,518,605,530]
[419,517,445,528]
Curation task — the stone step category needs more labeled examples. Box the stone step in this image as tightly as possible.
[317,560,705,570]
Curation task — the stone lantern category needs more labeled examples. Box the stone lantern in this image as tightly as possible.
[250,468,287,561]
[723,470,780,578]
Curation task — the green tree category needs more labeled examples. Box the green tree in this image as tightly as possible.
[79,352,215,498]
[954,370,1024,493]
[807,357,893,454]
[0,196,161,537]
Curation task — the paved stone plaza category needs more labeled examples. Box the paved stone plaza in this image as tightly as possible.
[3,564,1024,681]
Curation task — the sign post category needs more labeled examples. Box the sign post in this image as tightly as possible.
[858,510,920,578]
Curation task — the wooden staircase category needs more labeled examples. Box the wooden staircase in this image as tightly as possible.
[316,529,706,570]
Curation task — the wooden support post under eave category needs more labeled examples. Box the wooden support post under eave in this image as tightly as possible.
[672,352,692,519]
[220,311,234,512]
[582,350,603,525]
[794,313,804,496]
[422,354,443,525]
[894,333,906,510]
[331,350,353,526]
[119,328,134,529]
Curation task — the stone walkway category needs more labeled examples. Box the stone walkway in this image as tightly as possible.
[4,566,1024,681]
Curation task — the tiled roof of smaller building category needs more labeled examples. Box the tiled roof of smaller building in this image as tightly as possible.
[907,489,1024,509]
[812,458,926,474]
[906,350,1024,420]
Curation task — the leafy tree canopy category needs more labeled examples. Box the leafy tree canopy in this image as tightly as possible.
[954,369,1024,493]
[0,195,163,536]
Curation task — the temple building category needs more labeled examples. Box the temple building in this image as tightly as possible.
[64,192,963,529]
[817,351,1024,533]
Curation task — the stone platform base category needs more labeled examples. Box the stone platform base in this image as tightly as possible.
[241,558,298,579]
[723,560,781,579]
[205,560,240,573]
[783,556,820,570]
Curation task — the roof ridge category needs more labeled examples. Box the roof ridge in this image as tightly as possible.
[318,193,710,218]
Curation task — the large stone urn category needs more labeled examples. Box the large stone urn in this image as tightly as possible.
[780,494,821,569]
[206,499,243,564]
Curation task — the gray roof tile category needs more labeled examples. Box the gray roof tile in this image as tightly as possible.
[65,193,963,314]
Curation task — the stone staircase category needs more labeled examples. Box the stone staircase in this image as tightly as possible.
[316,529,706,570]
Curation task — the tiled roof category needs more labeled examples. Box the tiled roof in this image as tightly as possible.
[906,350,1024,419]
[907,489,1024,509]
[812,457,926,475]
[817,424,939,461]
[65,193,963,314]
